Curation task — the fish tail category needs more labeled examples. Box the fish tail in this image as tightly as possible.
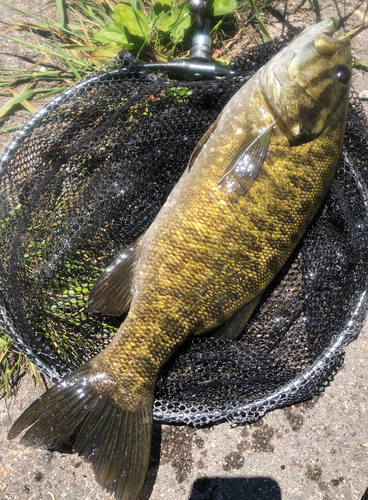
[8,362,153,500]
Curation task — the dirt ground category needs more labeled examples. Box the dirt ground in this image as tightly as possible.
[0,1,368,500]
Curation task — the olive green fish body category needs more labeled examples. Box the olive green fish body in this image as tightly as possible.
[95,71,349,408]
[8,19,352,500]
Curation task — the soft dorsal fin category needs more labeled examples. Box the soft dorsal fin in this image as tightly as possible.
[87,239,140,316]
[218,120,275,197]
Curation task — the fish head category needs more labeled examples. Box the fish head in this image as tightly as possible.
[259,18,352,140]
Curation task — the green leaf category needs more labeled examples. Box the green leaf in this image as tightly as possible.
[213,57,230,65]
[156,2,192,44]
[152,1,171,20]
[208,0,237,17]
[0,89,35,118]
[111,8,121,23]
[113,3,152,39]
[156,11,178,32]
[156,0,173,5]
[95,22,142,49]
[91,43,125,67]
[170,4,192,45]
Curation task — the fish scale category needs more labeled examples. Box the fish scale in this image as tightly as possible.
[122,93,344,340]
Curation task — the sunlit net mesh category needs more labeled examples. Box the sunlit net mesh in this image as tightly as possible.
[1,32,368,425]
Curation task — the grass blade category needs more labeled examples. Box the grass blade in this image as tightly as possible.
[0,89,35,118]
[3,358,9,396]
[33,86,68,97]
[47,24,83,80]
[353,59,368,70]
[364,0,368,23]
[0,0,46,24]
[0,33,91,69]
[0,339,7,356]
[0,125,22,133]
[60,44,94,51]
[0,1,77,38]
[56,0,68,29]
[250,0,271,43]
[5,87,37,113]
[0,70,71,79]
[28,361,46,392]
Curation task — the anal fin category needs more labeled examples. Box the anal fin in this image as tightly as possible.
[87,239,140,316]
[212,294,262,340]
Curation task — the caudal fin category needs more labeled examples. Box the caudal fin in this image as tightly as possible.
[8,363,152,500]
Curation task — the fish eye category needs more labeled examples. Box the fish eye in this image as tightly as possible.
[336,65,351,85]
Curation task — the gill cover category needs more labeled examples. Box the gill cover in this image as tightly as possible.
[259,18,351,139]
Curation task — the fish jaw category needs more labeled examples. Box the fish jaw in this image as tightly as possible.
[259,18,351,140]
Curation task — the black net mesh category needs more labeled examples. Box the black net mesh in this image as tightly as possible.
[1,32,368,426]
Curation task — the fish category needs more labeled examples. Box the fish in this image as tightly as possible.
[8,18,351,500]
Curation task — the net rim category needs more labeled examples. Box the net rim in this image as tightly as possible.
[152,288,367,425]
[1,49,367,427]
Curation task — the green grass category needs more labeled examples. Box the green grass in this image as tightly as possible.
[0,335,22,396]
[0,335,45,396]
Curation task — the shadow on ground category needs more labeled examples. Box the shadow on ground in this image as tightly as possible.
[189,476,282,500]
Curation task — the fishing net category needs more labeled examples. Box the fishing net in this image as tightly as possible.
[1,32,368,426]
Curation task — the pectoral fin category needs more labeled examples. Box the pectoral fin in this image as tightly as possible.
[218,121,275,196]
[212,294,262,340]
[87,240,140,316]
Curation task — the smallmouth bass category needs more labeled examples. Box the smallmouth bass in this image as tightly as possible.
[8,19,351,500]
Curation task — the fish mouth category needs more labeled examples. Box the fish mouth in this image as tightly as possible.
[306,17,341,39]
[270,17,351,104]
[284,18,351,107]
[314,18,351,56]
[259,18,352,139]
[322,17,339,36]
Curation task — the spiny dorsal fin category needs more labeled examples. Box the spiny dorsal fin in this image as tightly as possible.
[187,115,221,171]
[87,239,140,316]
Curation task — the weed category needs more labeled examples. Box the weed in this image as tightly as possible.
[0,0,277,125]
[0,334,46,396]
